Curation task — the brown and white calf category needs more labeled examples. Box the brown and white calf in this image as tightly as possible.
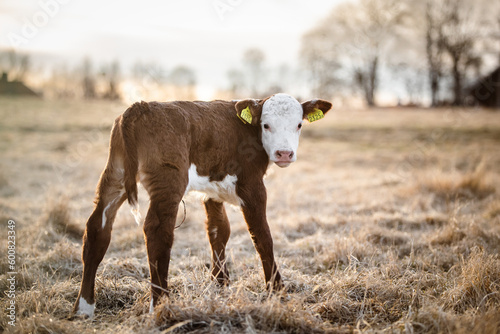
[73,93,332,317]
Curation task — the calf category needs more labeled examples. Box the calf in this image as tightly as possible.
[73,93,332,317]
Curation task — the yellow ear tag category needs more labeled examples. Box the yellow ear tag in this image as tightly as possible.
[307,108,324,122]
[238,106,253,124]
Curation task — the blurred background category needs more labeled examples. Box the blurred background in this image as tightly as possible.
[1,0,499,108]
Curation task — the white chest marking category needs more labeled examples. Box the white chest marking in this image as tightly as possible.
[184,164,243,206]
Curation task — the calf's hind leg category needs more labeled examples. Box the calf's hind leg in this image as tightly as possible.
[142,168,188,312]
[73,166,126,317]
[204,199,231,285]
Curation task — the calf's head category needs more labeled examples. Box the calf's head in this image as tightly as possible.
[236,93,332,167]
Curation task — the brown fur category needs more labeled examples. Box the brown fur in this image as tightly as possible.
[73,97,332,315]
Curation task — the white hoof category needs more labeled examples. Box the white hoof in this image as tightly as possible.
[76,297,95,318]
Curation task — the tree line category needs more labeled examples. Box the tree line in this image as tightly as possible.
[2,0,498,106]
[301,0,500,107]
[0,50,197,101]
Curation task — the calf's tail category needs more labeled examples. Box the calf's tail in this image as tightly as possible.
[120,101,150,224]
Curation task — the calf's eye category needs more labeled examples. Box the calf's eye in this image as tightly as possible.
[298,123,302,130]
[263,124,270,130]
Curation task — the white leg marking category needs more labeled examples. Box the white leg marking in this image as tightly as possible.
[149,298,154,314]
[131,203,142,226]
[102,202,112,229]
[210,226,218,240]
[76,296,95,318]
[102,190,125,229]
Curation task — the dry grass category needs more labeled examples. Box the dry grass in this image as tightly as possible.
[417,162,495,202]
[1,98,500,333]
[44,199,84,241]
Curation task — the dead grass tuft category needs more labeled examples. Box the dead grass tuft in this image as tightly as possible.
[0,171,16,197]
[94,279,149,317]
[430,219,466,246]
[457,163,495,199]
[409,302,500,334]
[38,239,81,277]
[366,229,409,246]
[443,247,500,313]
[430,218,500,254]
[8,314,77,334]
[44,199,83,240]
[486,199,500,219]
[419,163,495,202]
[408,307,462,334]
[460,308,500,334]
[157,292,327,334]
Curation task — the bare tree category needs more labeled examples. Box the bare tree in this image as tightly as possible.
[392,62,426,105]
[0,49,31,81]
[101,60,121,100]
[439,0,479,105]
[425,1,445,106]
[132,61,168,86]
[227,68,245,98]
[264,63,294,96]
[128,61,169,102]
[46,63,78,99]
[169,65,196,100]
[300,26,342,98]
[242,48,266,97]
[301,0,406,107]
[401,0,498,106]
[422,0,495,105]
[81,57,96,99]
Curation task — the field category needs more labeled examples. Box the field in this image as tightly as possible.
[1,97,500,333]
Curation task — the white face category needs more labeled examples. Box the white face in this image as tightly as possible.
[260,94,304,168]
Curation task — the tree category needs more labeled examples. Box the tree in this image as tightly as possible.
[81,57,96,99]
[439,0,479,105]
[169,65,196,100]
[242,48,265,97]
[0,49,31,81]
[301,0,406,107]
[101,60,121,100]
[420,0,496,106]
[391,62,426,105]
[46,63,78,99]
[264,63,294,97]
[227,68,245,98]
[300,25,342,98]
[425,1,445,106]
[128,61,169,102]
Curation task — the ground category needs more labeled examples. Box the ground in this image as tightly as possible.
[0,98,499,333]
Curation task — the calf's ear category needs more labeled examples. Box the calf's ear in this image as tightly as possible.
[301,99,332,122]
[235,99,263,126]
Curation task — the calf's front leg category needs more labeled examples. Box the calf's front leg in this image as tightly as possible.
[238,181,283,291]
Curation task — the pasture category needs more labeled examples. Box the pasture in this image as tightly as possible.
[0,98,499,333]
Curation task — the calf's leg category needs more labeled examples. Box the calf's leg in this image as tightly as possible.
[142,167,187,312]
[73,166,126,317]
[204,199,231,285]
[238,181,283,291]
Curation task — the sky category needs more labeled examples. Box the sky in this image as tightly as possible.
[0,0,344,99]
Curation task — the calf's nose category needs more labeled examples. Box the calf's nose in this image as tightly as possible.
[276,150,294,160]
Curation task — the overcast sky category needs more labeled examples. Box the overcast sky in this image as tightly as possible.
[1,0,344,98]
